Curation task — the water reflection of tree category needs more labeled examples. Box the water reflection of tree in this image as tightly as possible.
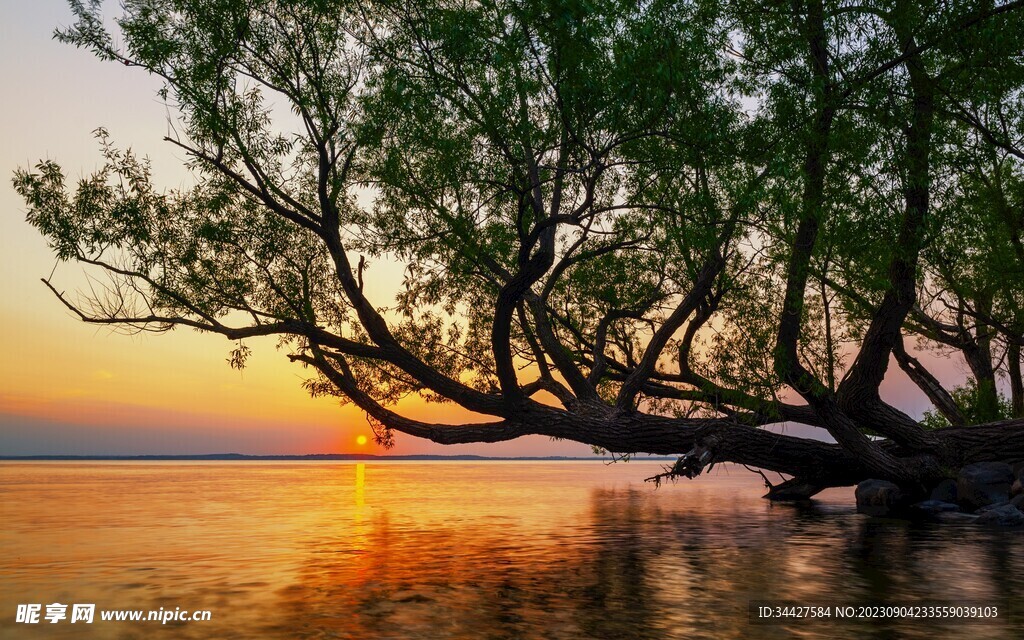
[575,487,794,640]
[267,487,1024,640]
[780,504,1023,640]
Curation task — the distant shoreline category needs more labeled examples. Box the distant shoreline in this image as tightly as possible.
[0,453,675,462]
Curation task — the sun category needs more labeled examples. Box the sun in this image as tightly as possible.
[355,434,368,446]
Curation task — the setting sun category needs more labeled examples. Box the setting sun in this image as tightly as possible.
[355,435,368,446]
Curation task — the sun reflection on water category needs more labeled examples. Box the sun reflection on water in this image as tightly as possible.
[1,462,1022,639]
[355,462,365,509]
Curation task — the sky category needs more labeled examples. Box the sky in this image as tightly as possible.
[0,2,976,457]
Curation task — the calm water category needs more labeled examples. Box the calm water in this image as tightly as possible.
[1,461,1022,639]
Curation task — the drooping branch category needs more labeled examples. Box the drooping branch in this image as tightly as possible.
[893,336,965,426]
[42,275,388,358]
[293,351,531,444]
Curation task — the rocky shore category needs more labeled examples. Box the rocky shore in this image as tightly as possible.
[855,462,1024,525]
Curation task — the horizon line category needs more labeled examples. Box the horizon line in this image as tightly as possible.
[0,453,677,461]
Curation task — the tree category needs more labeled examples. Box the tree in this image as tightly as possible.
[13,0,1024,499]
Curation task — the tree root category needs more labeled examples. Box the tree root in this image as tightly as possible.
[646,439,719,486]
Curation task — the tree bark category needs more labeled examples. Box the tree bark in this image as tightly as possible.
[834,7,941,458]
[962,294,1001,421]
[893,337,965,426]
[1010,342,1023,419]
[361,391,1024,500]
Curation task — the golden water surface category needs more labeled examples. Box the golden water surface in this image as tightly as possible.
[1,461,1022,639]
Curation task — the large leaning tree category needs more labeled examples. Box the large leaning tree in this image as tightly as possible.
[13,0,1024,498]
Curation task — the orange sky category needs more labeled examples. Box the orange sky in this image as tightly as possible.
[0,3,973,457]
[0,3,596,456]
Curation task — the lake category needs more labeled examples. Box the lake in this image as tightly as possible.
[1,461,1022,639]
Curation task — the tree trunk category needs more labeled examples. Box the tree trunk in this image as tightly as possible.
[374,398,1024,501]
[575,414,1024,500]
[1010,342,1023,419]
[964,294,1000,421]
[964,342,1001,422]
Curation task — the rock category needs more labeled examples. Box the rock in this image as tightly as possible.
[910,500,960,515]
[934,511,979,524]
[1011,494,1024,510]
[957,462,1014,510]
[975,502,1010,514]
[929,479,958,503]
[975,504,1024,527]
[391,590,434,604]
[856,479,907,516]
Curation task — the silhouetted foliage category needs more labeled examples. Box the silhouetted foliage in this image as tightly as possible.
[13,0,1024,495]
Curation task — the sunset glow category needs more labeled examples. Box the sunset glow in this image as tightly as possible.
[0,4,992,459]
